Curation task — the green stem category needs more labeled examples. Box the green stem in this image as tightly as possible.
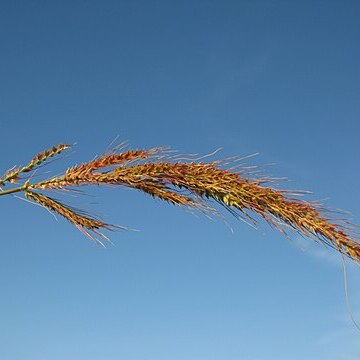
[0,184,28,196]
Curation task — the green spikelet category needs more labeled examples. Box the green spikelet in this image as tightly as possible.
[0,144,71,185]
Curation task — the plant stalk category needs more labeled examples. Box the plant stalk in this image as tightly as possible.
[0,184,28,196]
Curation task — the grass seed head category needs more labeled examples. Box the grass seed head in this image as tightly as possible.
[3,143,359,263]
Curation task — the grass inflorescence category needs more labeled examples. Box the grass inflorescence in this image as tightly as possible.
[0,142,359,262]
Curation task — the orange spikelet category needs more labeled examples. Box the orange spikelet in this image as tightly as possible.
[25,191,119,246]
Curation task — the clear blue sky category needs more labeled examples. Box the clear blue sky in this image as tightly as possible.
[0,1,359,359]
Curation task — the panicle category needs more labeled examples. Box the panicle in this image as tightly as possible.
[4,142,359,262]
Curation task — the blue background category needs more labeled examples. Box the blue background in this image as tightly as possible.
[0,1,359,359]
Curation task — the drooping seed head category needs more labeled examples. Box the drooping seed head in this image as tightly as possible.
[23,144,360,262]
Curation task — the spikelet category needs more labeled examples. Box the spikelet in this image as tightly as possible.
[66,147,162,177]
[22,144,71,173]
[36,147,162,188]
[130,181,197,207]
[25,191,116,246]
[0,144,71,185]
